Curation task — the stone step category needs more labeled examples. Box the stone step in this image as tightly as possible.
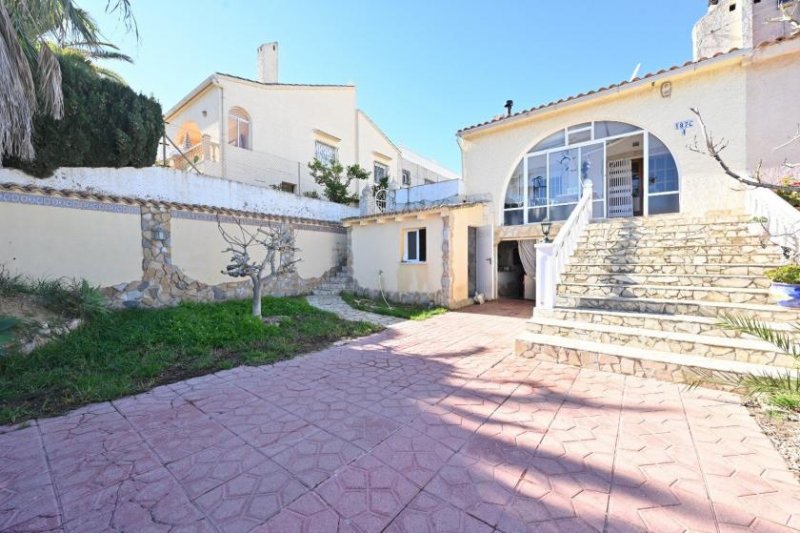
[578,232,762,246]
[569,251,780,265]
[558,283,772,305]
[564,262,783,276]
[526,317,792,367]
[555,294,800,322]
[575,242,777,254]
[514,332,785,390]
[560,272,771,289]
[537,307,795,338]
[587,214,752,228]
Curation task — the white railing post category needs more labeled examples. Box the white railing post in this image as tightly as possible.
[535,179,594,310]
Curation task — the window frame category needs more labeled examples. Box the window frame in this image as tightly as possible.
[401,169,411,186]
[315,141,338,165]
[227,109,251,150]
[402,228,427,264]
[373,161,389,183]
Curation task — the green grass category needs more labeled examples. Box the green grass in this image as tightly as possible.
[340,291,447,321]
[769,392,800,412]
[0,296,381,425]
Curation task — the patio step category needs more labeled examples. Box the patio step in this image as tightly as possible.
[571,244,782,265]
[557,282,772,305]
[525,317,792,367]
[538,307,796,338]
[515,332,786,390]
[312,270,353,295]
[555,294,800,322]
[559,273,772,289]
[564,262,783,276]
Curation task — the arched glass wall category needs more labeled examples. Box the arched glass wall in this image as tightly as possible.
[503,121,679,225]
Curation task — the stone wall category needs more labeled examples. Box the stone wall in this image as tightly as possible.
[110,204,343,307]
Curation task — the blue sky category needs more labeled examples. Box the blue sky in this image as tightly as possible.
[85,1,707,172]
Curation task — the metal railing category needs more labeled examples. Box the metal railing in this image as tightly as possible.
[535,179,594,310]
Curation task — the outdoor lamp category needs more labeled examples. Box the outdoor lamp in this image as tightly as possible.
[153,228,167,241]
[541,219,552,243]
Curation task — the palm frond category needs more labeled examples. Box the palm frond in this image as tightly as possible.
[719,314,800,359]
[739,369,800,395]
[36,43,63,118]
[0,0,37,160]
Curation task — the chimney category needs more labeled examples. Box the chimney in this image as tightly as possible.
[504,100,514,117]
[257,42,278,83]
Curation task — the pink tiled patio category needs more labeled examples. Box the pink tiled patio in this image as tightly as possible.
[1,300,799,532]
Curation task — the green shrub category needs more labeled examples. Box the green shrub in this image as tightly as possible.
[0,268,107,320]
[2,51,164,177]
[0,317,19,356]
[765,265,800,285]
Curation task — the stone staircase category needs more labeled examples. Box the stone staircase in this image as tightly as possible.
[515,213,800,388]
[312,267,353,296]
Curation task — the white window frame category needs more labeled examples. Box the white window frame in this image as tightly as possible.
[228,110,251,150]
[315,141,338,165]
[402,228,426,264]
[374,161,389,183]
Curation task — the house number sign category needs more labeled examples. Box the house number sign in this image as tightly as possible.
[675,120,694,136]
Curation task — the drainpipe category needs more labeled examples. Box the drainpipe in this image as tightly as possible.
[212,76,226,179]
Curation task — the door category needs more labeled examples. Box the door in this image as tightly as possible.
[476,225,494,299]
[467,227,477,297]
[607,158,634,218]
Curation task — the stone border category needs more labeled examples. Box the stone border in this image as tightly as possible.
[0,190,139,215]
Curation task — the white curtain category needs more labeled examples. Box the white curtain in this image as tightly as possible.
[518,240,537,278]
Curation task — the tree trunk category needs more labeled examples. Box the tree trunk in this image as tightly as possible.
[251,275,262,317]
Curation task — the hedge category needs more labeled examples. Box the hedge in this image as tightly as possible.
[3,52,164,178]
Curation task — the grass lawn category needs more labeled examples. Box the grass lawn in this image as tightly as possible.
[0,296,382,425]
[340,291,447,321]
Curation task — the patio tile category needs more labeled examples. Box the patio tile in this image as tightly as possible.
[385,491,492,532]
[142,417,234,463]
[254,492,343,532]
[325,410,401,451]
[317,454,418,533]
[272,429,363,488]
[167,438,269,499]
[371,426,454,488]
[194,459,306,532]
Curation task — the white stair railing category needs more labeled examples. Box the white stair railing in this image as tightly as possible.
[536,179,594,310]
[745,187,800,262]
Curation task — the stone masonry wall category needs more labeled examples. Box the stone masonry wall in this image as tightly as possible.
[105,204,341,308]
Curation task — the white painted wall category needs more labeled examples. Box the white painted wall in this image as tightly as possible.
[357,111,401,186]
[459,54,756,222]
[395,179,464,205]
[0,167,358,222]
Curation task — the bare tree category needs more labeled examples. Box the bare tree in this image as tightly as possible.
[218,217,300,317]
[689,107,800,193]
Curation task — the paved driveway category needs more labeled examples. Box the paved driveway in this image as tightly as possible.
[2,300,799,532]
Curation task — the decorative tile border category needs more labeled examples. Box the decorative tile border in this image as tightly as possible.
[171,210,346,234]
[0,191,140,215]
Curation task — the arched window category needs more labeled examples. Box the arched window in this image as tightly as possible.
[503,121,679,225]
[228,108,251,150]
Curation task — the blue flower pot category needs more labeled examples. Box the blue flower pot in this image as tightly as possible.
[770,282,800,308]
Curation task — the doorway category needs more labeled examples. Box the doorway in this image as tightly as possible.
[497,240,535,300]
[606,133,644,218]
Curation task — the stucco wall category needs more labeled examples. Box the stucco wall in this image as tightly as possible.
[0,197,142,286]
[171,216,345,286]
[745,43,800,179]
[460,55,751,222]
[0,167,358,222]
[357,111,401,185]
[350,217,444,303]
[449,205,487,307]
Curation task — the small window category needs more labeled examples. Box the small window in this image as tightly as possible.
[402,169,411,186]
[374,161,389,183]
[315,141,337,165]
[403,228,427,263]
[279,182,296,194]
[228,108,251,149]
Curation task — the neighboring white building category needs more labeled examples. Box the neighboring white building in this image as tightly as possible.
[398,147,461,188]
[164,42,455,198]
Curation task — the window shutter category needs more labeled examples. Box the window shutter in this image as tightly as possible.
[419,229,427,262]
[407,231,418,261]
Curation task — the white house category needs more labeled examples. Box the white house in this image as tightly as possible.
[163,42,459,197]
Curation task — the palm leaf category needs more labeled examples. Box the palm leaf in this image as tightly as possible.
[719,314,800,359]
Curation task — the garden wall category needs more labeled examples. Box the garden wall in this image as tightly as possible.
[0,168,349,308]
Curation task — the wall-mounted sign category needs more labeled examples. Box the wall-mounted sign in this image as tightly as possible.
[675,119,694,136]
